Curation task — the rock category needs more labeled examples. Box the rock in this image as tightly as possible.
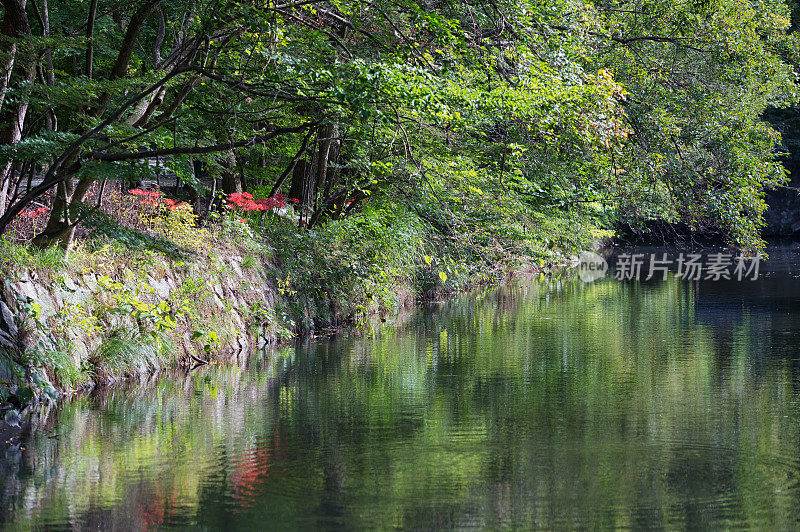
[34,292,58,321]
[212,284,224,298]
[0,301,18,339]
[0,329,15,349]
[148,276,172,299]
[231,312,245,331]
[15,280,38,303]
[63,276,78,292]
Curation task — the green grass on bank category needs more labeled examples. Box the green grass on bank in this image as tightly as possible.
[0,193,605,399]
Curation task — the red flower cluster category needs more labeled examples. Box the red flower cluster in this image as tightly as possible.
[7,191,54,242]
[129,188,161,198]
[226,192,299,212]
[129,188,163,206]
[129,188,189,211]
[20,206,48,218]
[164,198,189,210]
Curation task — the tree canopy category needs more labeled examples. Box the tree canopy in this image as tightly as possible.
[1,0,797,252]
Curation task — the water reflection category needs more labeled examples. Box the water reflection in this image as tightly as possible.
[3,246,800,528]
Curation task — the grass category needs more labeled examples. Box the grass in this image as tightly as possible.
[93,327,170,378]
[20,342,94,390]
[0,238,66,277]
[1,190,602,400]
[242,254,257,270]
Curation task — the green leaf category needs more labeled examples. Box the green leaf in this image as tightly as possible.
[14,386,33,405]
[43,386,59,401]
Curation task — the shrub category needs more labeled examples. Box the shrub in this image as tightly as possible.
[257,200,430,329]
[149,203,211,251]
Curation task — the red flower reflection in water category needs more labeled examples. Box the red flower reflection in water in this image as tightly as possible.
[228,432,288,508]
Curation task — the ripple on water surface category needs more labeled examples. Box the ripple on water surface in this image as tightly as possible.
[5,253,800,529]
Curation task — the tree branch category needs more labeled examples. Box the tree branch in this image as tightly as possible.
[89,121,320,161]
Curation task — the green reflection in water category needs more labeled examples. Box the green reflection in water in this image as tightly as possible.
[3,271,800,529]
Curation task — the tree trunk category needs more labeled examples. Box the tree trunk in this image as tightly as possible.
[220,151,242,195]
[295,126,325,224]
[313,124,337,201]
[235,151,248,193]
[110,0,160,80]
[289,160,308,203]
[32,171,91,250]
[33,0,57,131]
[0,0,29,114]
[269,127,315,198]
[0,0,35,218]
[85,0,97,78]
[95,0,160,113]
[308,124,341,228]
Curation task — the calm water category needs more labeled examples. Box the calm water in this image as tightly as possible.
[4,247,800,529]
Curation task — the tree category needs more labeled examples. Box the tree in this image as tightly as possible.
[0,0,795,252]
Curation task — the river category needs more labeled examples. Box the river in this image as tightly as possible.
[3,246,800,529]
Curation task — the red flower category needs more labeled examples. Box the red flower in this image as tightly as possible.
[255,198,276,210]
[227,192,292,212]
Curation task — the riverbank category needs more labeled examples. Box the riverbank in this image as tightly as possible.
[0,240,285,405]
[0,238,573,416]
[0,186,605,421]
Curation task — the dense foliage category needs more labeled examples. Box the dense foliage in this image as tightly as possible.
[1,0,798,258]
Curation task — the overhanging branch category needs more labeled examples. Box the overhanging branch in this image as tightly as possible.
[88,121,320,161]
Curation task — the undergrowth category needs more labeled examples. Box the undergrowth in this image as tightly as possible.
[0,185,605,402]
[92,327,171,379]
